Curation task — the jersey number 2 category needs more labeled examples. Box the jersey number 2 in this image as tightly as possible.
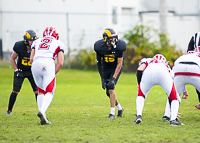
[39,39,52,50]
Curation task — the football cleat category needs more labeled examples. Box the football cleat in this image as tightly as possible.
[37,111,51,125]
[117,107,124,117]
[162,116,170,122]
[6,110,12,116]
[170,120,185,126]
[107,114,116,119]
[133,115,142,124]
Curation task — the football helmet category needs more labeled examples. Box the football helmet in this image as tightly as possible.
[43,26,59,40]
[23,30,38,46]
[152,54,168,65]
[103,28,118,48]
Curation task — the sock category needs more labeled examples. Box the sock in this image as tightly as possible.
[40,93,53,114]
[37,94,44,111]
[8,92,18,111]
[170,100,179,121]
[136,96,145,116]
[35,93,38,102]
[110,107,115,115]
[164,99,171,117]
[116,102,122,110]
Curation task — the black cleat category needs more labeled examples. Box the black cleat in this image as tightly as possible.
[6,110,12,116]
[107,114,116,119]
[117,107,124,117]
[133,115,142,124]
[170,120,185,126]
[162,116,170,122]
[37,111,51,125]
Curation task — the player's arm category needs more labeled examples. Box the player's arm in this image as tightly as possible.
[187,36,194,51]
[10,51,18,70]
[30,48,35,64]
[55,51,64,74]
[113,57,123,79]
[136,63,146,84]
[96,53,103,78]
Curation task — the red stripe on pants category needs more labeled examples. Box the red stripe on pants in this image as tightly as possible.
[46,78,55,93]
[137,84,145,98]
[169,82,177,101]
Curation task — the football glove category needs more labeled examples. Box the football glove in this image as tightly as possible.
[107,77,116,89]
[14,69,23,78]
[101,79,106,90]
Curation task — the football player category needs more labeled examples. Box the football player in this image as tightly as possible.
[162,49,200,120]
[133,54,184,126]
[94,28,126,119]
[187,32,200,103]
[6,30,38,116]
[30,26,65,125]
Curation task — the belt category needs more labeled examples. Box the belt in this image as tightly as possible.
[179,62,198,65]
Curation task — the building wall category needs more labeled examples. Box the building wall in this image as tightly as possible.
[1,0,137,58]
[1,0,199,61]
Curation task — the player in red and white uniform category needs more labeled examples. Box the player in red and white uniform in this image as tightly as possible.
[30,26,65,125]
[169,49,200,111]
[133,54,184,126]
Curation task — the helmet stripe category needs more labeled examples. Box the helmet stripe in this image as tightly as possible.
[25,32,31,39]
[104,30,112,37]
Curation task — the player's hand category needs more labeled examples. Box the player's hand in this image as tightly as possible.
[107,77,116,89]
[14,69,23,78]
[195,103,200,109]
[101,79,106,90]
[182,91,188,99]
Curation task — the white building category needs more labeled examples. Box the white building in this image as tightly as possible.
[0,0,200,60]
[0,0,138,60]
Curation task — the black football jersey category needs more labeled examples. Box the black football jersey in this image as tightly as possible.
[94,39,126,72]
[13,41,31,71]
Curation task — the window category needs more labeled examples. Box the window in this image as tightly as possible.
[112,8,117,24]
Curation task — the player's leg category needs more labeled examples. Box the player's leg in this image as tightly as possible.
[27,72,38,102]
[162,75,185,121]
[188,76,200,109]
[38,62,55,124]
[112,69,124,117]
[40,77,55,114]
[31,60,46,117]
[6,72,24,115]
[160,72,184,125]
[133,66,154,124]
[107,69,123,118]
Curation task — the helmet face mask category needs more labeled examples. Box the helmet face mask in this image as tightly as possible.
[43,26,59,40]
[103,28,118,48]
[23,30,38,47]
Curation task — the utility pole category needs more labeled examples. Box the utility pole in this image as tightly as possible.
[159,0,168,34]
[66,13,71,69]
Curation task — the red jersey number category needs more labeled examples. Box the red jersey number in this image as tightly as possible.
[39,39,52,50]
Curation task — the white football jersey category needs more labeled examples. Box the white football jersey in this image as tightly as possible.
[138,58,153,66]
[174,52,200,66]
[31,37,65,60]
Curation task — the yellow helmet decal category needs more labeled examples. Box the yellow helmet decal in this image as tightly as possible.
[25,32,31,39]
[104,30,112,37]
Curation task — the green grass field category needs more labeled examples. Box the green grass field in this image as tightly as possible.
[1,68,200,143]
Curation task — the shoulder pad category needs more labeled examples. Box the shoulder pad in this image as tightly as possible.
[94,39,105,52]
[117,40,126,52]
